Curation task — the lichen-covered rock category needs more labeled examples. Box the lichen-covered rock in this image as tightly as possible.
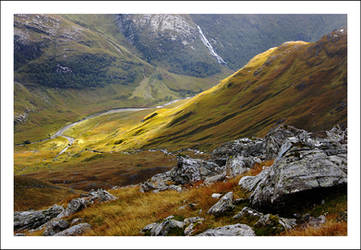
[54,223,91,236]
[183,217,204,236]
[207,192,234,216]
[43,219,70,236]
[142,216,185,236]
[88,189,117,202]
[225,155,261,177]
[58,189,116,218]
[171,156,224,185]
[239,126,347,210]
[58,198,89,218]
[14,205,64,231]
[140,156,224,192]
[254,214,296,234]
[212,138,265,166]
[204,173,226,185]
[233,207,263,220]
[197,224,255,236]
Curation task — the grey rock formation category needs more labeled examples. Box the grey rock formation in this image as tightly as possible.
[233,207,263,220]
[14,205,64,231]
[207,192,234,216]
[142,216,185,236]
[54,223,91,236]
[183,217,204,236]
[43,219,70,236]
[197,224,255,236]
[225,155,261,177]
[140,156,223,192]
[171,156,224,185]
[204,173,226,185]
[58,189,116,217]
[239,126,347,209]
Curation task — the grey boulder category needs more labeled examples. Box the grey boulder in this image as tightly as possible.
[43,219,70,236]
[239,131,347,209]
[14,205,64,231]
[142,216,185,236]
[207,192,234,216]
[54,223,91,236]
[197,224,255,236]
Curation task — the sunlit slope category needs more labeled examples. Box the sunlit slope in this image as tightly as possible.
[110,29,346,151]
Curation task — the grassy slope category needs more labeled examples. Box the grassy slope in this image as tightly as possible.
[14,176,82,211]
[103,30,346,152]
[14,14,231,144]
[24,162,347,236]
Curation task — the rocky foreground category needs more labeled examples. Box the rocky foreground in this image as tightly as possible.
[14,125,347,236]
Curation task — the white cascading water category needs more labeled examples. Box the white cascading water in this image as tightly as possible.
[197,25,226,64]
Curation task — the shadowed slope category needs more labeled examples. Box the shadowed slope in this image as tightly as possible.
[110,29,346,151]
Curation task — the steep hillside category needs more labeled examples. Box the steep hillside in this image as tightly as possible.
[14,14,230,144]
[107,29,346,151]
[191,14,346,71]
[115,14,226,77]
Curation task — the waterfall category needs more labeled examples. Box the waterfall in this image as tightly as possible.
[197,25,226,64]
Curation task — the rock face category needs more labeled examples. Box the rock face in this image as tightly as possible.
[197,224,255,236]
[207,192,234,216]
[142,216,185,236]
[233,207,263,220]
[58,189,116,217]
[239,125,347,210]
[232,207,296,234]
[142,216,204,236]
[14,189,115,235]
[115,14,221,77]
[140,156,223,192]
[14,205,64,231]
[43,219,70,236]
[54,223,91,236]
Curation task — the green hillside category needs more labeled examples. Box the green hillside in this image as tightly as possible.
[106,29,346,151]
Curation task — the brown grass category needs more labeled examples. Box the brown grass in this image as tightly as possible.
[281,220,347,236]
[69,175,244,236]
[14,176,82,211]
[247,159,274,176]
[22,150,176,191]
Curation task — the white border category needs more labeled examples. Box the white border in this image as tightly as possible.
[1,1,360,249]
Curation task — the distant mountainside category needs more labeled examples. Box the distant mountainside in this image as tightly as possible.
[14,14,346,143]
[116,14,346,76]
[14,14,228,143]
[109,28,347,151]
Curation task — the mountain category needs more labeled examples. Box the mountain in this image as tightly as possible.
[108,28,347,151]
[14,14,345,144]
[14,14,229,143]
[190,14,347,71]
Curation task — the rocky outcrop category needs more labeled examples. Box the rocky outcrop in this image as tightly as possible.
[197,224,255,236]
[239,125,347,210]
[140,156,223,192]
[233,207,263,220]
[232,207,296,234]
[142,216,204,236]
[141,216,185,236]
[14,205,64,231]
[207,192,234,216]
[53,223,91,236]
[14,189,115,235]
[43,219,70,236]
[58,189,116,217]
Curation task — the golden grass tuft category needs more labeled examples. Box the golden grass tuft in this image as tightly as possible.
[281,220,347,236]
